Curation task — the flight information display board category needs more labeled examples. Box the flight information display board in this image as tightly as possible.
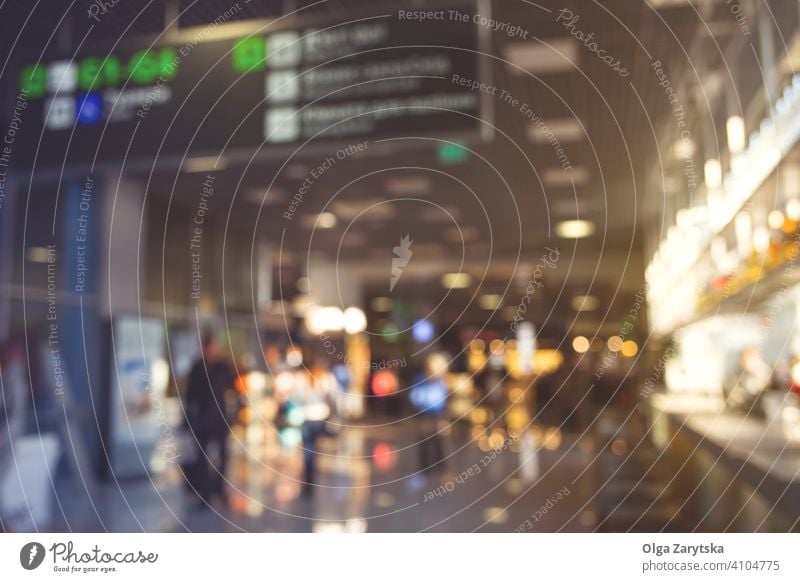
[14,4,485,169]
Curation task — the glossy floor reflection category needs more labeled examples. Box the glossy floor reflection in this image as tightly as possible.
[51,421,600,532]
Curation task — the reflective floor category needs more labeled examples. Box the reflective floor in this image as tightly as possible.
[50,420,600,533]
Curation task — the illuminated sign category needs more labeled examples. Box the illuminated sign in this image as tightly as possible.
[15,3,485,168]
[20,49,178,97]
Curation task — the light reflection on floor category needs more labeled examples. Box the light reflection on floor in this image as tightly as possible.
[51,421,597,532]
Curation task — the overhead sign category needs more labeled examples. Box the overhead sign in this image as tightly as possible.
[15,2,485,169]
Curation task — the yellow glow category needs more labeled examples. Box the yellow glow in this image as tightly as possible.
[505,478,525,494]
[726,116,746,154]
[343,307,367,334]
[768,210,785,230]
[555,219,595,239]
[427,352,450,377]
[26,247,52,263]
[469,339,486,352]
[791,362,800,385]
[478,294,503,310]
[621,340,638,357]
[489,339,505,354]
[704,158,722,190]
[317,212,337,229]
[543,427,562,450]
[305,305,344,334]
[753,226,770,254]
[572,336,590,353]
[787,199,800,221]
[482,507,509,524]
[291,295,315,317]
[442,272,472,289]
[607,336,623,352]
[246,371,267,392]
[533,349,563,374]
[506,405,529,431]
[572,295,599,311]
[467,350,487,372]
[470,407,489,425]
[371,297,393,312]
[489,429,506,448]
[182,156,227,173]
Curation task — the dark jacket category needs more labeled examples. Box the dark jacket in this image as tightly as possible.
[185,359,235,435]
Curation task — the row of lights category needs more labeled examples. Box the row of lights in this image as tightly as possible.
[292,212,595,242]
[305,305,367,334]
[647,74,800,333]
[572,335,638,357]
[372,292,599,314]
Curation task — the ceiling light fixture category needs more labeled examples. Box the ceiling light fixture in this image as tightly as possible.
[572,295,599,311]
[442,273,472,289]
[556,219,595,238]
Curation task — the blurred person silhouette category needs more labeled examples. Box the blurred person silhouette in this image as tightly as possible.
[0,342,27,456]
[0,342,28,529]
[410,353,450,475]
[291,353,338,496]
[184,334,235,508]
[724,347,771,413]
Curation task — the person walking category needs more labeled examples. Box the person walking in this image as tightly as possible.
[296,356,338,496]
[184,334,235,508]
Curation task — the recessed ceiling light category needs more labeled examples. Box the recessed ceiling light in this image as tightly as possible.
[26,246,52,263]
[371,297,394,312]
[318,213,337,228]
[331,200,394,220]
[673,138,695,160]
[505,38,577,74]
[543,166,589,187]
[245,187,284,205]
[182,156,227,173]
[445,226,480,242]
[572,295,599,311]
[482,506,509,524]
[528,118,584,143]
[556,219,595,238]
[385,176,432,196]
[442,273,472,289]
[303,212,337,229]
[478,294,503,310]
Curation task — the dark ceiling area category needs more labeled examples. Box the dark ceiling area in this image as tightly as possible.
[0,0,710,333]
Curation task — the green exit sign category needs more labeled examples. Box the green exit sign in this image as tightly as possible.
[19,48,178,99]
[437,142,469,164]
[232,37,267,73]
